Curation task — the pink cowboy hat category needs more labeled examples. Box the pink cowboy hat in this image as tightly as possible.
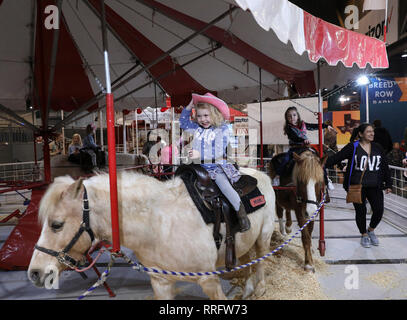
[192,92,230,120]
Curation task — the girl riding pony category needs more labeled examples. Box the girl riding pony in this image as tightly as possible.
[180,93,250,232]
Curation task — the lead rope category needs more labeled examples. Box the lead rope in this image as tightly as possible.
[78,193,325,299]
[77,252,115,300]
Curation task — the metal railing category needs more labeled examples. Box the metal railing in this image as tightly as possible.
[0,161,44,183]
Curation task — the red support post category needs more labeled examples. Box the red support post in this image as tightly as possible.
[106,93,121,253]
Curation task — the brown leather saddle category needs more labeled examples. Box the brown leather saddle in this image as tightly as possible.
[175,164,266,270]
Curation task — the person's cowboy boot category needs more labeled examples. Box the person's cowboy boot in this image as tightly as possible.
[225,235,236,270]
[236,203,251,232]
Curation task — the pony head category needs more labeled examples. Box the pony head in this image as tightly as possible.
[292,151,328,216]
[28,177,93,288]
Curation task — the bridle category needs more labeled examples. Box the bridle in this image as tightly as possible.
[34,186,95,269]
[295,181,324,207]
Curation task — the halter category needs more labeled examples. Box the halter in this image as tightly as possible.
[34,186,95,269]
[295,181,324,206]
[296,195,321,206]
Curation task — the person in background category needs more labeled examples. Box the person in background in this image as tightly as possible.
[387,142,405,190]
[325,123,392,248]
[403,151,407,182]
[82,124,99,167]
[142,131,157,160]
[323,119,338,172]
[68,133,82,164]
[49,132,64,156]
[387,142,404,167]
[324,120,338,153]
[373,119,392,154]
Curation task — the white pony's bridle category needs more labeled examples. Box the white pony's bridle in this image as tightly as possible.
[34,186,95,269]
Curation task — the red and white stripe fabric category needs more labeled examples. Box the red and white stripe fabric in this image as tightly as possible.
[363,0,386,11]
[234,0,389,68]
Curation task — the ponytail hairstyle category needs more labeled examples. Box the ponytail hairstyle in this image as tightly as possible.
[283,106,302,135]
[350,123,373,143]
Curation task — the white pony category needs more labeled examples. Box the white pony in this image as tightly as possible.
[28,168,275,299]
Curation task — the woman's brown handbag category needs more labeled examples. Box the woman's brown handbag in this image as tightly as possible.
[346,142,368,204]
[346,184,363,204]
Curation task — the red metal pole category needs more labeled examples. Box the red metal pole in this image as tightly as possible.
[99,0,121,253]
[106,93,120,253]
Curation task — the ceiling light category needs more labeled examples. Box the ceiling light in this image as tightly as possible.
[356,75,370,86]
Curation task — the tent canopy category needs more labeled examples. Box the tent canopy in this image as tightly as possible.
[0,0,388,130]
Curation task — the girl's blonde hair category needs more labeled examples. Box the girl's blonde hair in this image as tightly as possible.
[69,133,82,147]
[194,102,225,128]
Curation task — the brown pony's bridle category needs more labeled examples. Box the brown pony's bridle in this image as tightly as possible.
[34,186,95,269]
[295,182,324,207]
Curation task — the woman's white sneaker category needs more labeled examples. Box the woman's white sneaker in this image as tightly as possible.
[367,230,379,246]
[360,235,371,248]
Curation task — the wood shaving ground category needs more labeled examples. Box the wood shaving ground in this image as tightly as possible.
[227,228,330,300]
[366,271,401,289]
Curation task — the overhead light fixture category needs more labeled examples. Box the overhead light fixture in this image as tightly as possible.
[356,75,370,86]
[339,95,350,103]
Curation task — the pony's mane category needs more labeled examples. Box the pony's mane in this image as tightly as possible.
[38,171,184,225]
[38,175,75,225]
[292,151,324,184]
[85,171,181,200]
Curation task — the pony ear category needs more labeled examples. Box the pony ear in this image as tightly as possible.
[320,154,328,167]
[292,152,301,162]
[63,178,84,199]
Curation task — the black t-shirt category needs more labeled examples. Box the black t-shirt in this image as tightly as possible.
[350,146,383,187]
[325,141,392,191]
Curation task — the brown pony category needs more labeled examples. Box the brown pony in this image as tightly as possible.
[270,150,326,272]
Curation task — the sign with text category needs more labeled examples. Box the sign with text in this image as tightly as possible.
[368,77,407,105]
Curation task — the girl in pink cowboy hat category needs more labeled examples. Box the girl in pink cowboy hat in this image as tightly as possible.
[180,92,250,232]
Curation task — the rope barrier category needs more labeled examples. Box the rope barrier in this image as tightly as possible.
[78,193,325,299]
[77,253,115,300]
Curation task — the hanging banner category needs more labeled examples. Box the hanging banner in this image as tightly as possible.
[358,0,398,44]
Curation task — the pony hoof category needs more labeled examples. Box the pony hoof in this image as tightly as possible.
[226,285,243,300]
[285,227,292,234]
[304,264,315,273]
[254,282,266,298]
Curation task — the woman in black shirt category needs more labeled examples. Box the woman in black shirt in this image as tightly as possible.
[325,123,392,248]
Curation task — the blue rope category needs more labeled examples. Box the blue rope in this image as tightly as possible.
[132,194,325,276]
[78,194,325,299]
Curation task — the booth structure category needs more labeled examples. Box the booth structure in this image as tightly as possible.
[0,0,388,269]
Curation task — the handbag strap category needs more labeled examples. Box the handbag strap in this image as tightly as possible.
[348,141,359,189]
[348,141,370,188]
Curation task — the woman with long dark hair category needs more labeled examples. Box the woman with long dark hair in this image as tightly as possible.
[325,123,392,248]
